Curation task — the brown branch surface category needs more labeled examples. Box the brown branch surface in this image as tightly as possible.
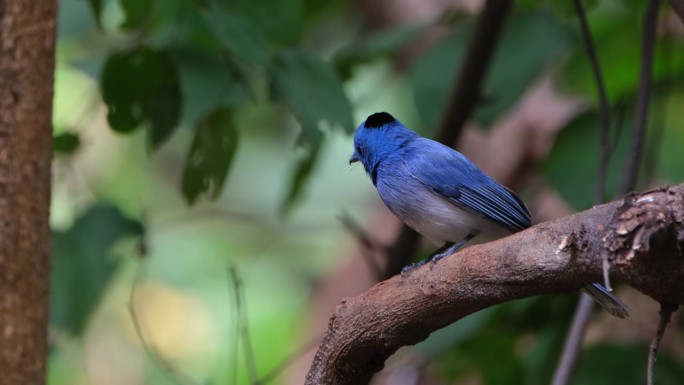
[0,2,57,384]
[305,184,684,385]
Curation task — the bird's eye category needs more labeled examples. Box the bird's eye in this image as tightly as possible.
[356,146,363,156]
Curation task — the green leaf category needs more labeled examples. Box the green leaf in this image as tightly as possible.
[334,22,429,79]
[51,205,143,335]
[101,47,182,149]
[119,0,156,30]
[202,6,271,66]
[53,132,81,155]
[204,0,301,50]
[169,45,249,125]
[233,0,302,46]
[280,139,322,215]
[181,108,239,204]
[270,49,354,145]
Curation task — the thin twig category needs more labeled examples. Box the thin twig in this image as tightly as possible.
[619,0,661,194]
[553,1,616,384]
[228,265,261,385]
[227,266,239,385]
[647,303,678,385]
[572,5,613,204]
[551,295,594,385]
[339,212,385,281]
[129,261,201,385]
[573,0,616,292]
[602,258,612,291]
[383,0,513,279]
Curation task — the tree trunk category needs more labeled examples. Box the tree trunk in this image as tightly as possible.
[0,2,57,384]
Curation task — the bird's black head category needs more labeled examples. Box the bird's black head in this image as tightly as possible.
[364,112,396,129]
[350,112,418,184]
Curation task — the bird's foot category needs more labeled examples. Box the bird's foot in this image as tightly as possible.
[400,260,427,276]
[399,234,477,278]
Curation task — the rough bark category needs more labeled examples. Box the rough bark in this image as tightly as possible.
[305,184,684,385]
[0,2,57,384]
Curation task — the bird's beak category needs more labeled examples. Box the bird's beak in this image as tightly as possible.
[349,154,359,165]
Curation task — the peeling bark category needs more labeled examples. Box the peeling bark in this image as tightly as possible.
[306,184,684,385]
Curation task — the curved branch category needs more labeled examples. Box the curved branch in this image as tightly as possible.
[305,184,684,385]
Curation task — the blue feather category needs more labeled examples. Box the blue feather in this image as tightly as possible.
[404,139,531,233]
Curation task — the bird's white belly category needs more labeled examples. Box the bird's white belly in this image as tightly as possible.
[382,187,511,245]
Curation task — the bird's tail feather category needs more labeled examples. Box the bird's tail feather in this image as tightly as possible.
[582,283,630,318]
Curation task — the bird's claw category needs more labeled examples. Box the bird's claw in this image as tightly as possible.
[400,260,426,277]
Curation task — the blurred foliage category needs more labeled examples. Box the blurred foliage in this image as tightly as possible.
[51,205,143,335]
[50,0,684,384]
[101,47,182,149]
[573,344,684,385]
[53,131,81,155]
[542,111,632,209]
[411,10,572,131]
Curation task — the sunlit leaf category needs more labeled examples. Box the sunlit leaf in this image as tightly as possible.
[181,108,239,204]
[101,47,182,149]
[51,205,143,335]
[53,132,81,155]
[270,49,354,145]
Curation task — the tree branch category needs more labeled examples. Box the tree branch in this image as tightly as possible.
[305,184,684,385]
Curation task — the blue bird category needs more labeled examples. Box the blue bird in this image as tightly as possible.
[350,112,629,318]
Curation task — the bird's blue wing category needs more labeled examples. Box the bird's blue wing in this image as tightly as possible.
[404,139,531,233]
